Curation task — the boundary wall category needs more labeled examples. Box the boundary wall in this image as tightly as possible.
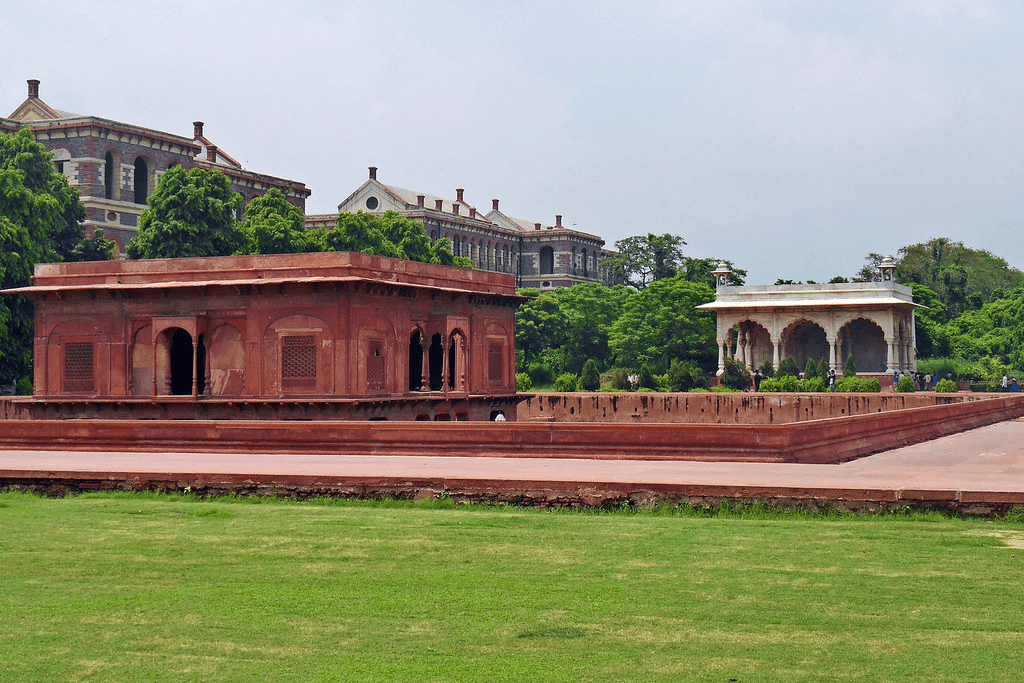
[2,394,1023,464]
[518,392,997,424]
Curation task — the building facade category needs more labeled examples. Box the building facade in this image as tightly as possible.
[1,79,310,254]
[6,251,521,421]
[699,261,919,376]
[311,167,608,290]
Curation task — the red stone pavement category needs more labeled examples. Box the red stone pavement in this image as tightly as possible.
[2,419,1023,502]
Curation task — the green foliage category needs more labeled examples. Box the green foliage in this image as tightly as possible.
[804,357,820,381]
[515,372,533,392]
[758,375,826,392]
[719,357,751,391]
[67,227,116,262]
[842,354,857,378]
[16,375,32,395]
[638,364,656,390]
[666,359,707,392]
[777,356,799,377]
[678,257,747,287]
[834,376,882,392]
[607,367,630,391]
[934,378,958,393]
[0,128,93,381]
[895,375,916,393]
[526,360,554,387]
[552,372,581,392]
[242,188,307,254]
[581,359,600,391]
[605,233,687,289]
[757,360,775,378]
[944,288,1024,369]
[609,275,716,374]
[915,357,983,383]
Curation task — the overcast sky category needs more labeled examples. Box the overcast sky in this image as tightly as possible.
[4,0,1021,284]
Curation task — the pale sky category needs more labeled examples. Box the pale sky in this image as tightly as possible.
[3,0,1021,284]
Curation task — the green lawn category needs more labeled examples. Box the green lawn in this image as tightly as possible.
[2,493,1023,681]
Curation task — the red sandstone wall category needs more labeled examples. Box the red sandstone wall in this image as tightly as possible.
[518,392,995,425]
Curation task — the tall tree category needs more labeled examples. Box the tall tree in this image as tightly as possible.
[679,257,746,287]
[0,128,90,382]
[126,166,244,259]
[605,233,687,289]
[325,210,460,266]
[242,188,306,254]
[609,274,717,373]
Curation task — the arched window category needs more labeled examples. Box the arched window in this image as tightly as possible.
[104,152,115,200]
[581,248,589,276]
[539,246,554,275]
[133,157,149,204]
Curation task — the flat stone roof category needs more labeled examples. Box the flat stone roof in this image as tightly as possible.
[5,251,520,299]
[698,281,920,310]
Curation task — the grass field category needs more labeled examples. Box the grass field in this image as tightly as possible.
[2,492,1024,681]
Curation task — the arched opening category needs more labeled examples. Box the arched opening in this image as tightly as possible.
[841,318,886,373]
[572,246,577,274]
[409,330,424,391]
[168,328,194,395]
[503,244,510,273]
[784,321,828,372]
[428,333,444,391]
[104,152,115,200]
[539,246,554,275]
[448,336,457,390]
[736,321,772,370]
[581,248,589,276]
[133,157,149,204]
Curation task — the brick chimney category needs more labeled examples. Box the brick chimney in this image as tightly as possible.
[469,208,476,219]
[555,215,562,228]
[456,188,464,203]
[534,222,541,231]
[417,194,425,207]
[435,199,444,211]
[492,199,499,211]
[193,121,204,139]
[207,145,218,163]
[27,79,40,99]
[368,166,377,180]
[453,204,460,215]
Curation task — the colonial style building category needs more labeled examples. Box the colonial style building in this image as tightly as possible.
[699,259,919,376]
[6,251,521,421]
[1,79,310,254]
[309,167,608,289]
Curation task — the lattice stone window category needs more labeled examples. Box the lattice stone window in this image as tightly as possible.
[488,343,504,384]
[64,342,94,392]
[367,341,385,392]
[282,335,316,387]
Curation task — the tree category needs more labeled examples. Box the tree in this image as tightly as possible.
[242,188,307,254]
[678,257,746,287]
[778,356,799,377]
[127,166,244,259]
[326,210,457,266]
[581,359,601,391]
[638,364,656,390]
[719,357,751,391]
[0,128,91,382]
[842,354,857,378]
[604,233,687,289]
[609,275,717,374]
[666,359,707,391]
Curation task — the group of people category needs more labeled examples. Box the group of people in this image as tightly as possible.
[1001,374,1020,392]
[893,370,945,391]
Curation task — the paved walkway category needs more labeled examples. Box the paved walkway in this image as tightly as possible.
[2,419,1023,500]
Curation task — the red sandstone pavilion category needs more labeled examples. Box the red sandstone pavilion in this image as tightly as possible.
[4,252,521,421]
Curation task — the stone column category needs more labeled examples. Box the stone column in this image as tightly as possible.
[203,343,211,397]
[717,339,726,376]
[773,340,781,370]
[828,336,838,372]
[152,337,159,396]
[420,335,429,392]
[738,332,748,369]
[441,335,450,392]
[885,337,896,374]
[191,338,198,397]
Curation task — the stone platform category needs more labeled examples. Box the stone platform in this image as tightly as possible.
[1,418,1023,515]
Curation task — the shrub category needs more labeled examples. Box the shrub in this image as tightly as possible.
[843,355,857,378]
[804,357,820,381]
[895,375,916,393]
[803,377,827,392]
[758,375,827,392]
[666,359,707,392]
[515,372,533,392]
[16,376,33,396]
[710,385,739,392]
[553,372,582,392]
[834,376,881,392]
[527,360,553,386]
[638,364,656,390]
[777,356,799,377]
[934,378,958,393]
[757,360,775,378]
[580,359,600,391]
[720,357,751,391]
